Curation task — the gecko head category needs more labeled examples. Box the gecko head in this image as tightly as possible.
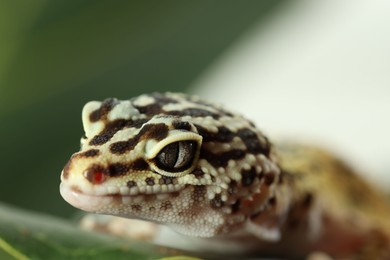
[60,93,280,237]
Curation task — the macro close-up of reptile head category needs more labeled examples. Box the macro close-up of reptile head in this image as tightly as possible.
[60,92,281,237]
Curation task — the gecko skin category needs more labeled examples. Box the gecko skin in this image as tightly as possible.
[60,92,390,259]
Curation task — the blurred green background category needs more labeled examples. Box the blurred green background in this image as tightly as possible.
[0,1,284,218]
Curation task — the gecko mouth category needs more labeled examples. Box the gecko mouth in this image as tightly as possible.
[59,183,185,212]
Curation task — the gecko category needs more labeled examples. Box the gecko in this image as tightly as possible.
[60,92,390,259]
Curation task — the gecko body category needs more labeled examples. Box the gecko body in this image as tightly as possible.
[60,93,390,259]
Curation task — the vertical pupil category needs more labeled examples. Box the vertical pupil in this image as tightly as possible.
[159,142,179,168]
[156,141,197,172]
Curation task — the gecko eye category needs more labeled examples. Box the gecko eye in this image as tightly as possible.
[146,129,202,177]
[155,141,197,172]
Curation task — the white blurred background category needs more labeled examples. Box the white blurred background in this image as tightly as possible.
[192,0,390,188]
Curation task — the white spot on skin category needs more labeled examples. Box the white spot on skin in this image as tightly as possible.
[120,186,129,195]
[218,167,225,174]
[108,100,139,121]
[146,186,153,194]
[247,154,256,163]
[132,95,155,107]
[242,163,251,170]
[161,185,168,193]
[152,185,161,193]
[220,183,229,190]
[130,187,139,195]
[107,186,119,194]
[208,191,216,200]
[228,160,236,168]
[139,186,146,193]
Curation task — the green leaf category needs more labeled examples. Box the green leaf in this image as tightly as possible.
[0,202,173,259]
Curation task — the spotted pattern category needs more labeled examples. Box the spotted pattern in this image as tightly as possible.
[79,149,100,157]
[61,92,281,238]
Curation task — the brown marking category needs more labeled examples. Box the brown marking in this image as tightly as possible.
[89,133,114,146]
[107,163,129,176]
[191,186,206,203]
[195,125,235,143]
[133,93,179,114]
[287,198,312,229]
[145,177,155,186]
[241,167,257,186]
[170,191,180,198]
[264,173,275,186]
[127,180,137,188]
[191,169,205,178]
[210,194,225,209]
[146,123,169,141]
[216,126,236,142]
[144,194,157,202]
[172,120,192,131]
[200,148,245,168]
[131,204,142,211]
[167,108,220,119]
[250,210,262,220]
[248,120,256,128]
[89,98,118,122]
[160,200,173,211]
[109,124,168,154]
[303,193,313,208]
[89,118,148,146]
[110,139,138,154]
[134,103,162,115]
[79,149,100,157]
[158,176,176,185]
[228,181,238,195]
[62,160,72,179]
[231,200,241,213]
[70,185,82,194]
[237,128,270,155]
[129,158,149,171]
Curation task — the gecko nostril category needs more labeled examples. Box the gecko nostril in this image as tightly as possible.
[83,165,107,184]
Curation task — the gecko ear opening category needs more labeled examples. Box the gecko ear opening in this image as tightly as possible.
[146,130,202,177]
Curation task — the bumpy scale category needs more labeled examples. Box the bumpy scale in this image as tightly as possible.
[60,92,390,259]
